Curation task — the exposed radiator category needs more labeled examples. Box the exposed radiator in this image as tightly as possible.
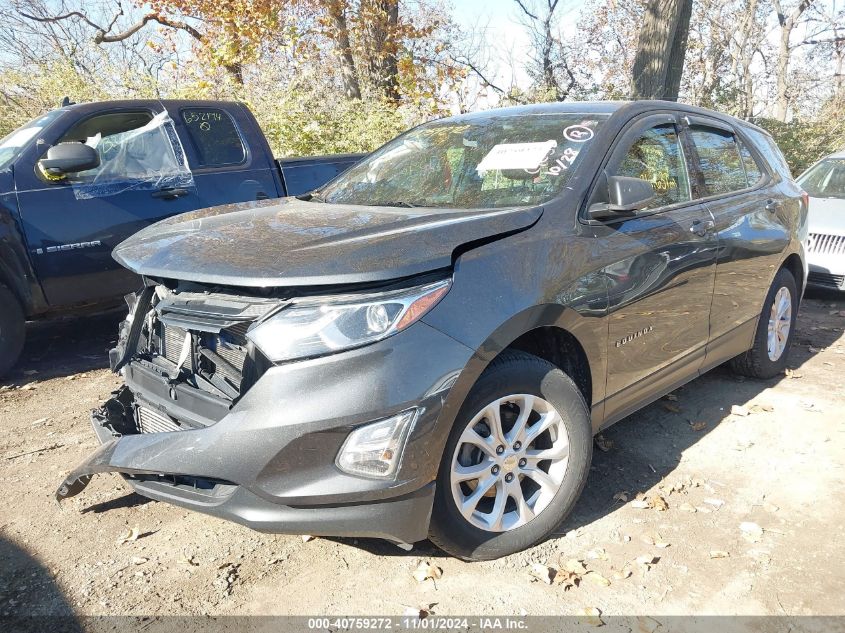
[137,406,182,434]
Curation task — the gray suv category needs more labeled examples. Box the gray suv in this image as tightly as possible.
[57,101,808,561]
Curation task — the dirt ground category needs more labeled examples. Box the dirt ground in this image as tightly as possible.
[1,292,844,620]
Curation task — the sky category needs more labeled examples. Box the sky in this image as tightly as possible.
[450,0,588,97]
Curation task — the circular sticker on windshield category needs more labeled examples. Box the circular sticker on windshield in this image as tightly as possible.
[563,125,594,143]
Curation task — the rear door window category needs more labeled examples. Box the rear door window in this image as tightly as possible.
[180,108,246,167]
[613,123,691,210]
[689,126,747,196]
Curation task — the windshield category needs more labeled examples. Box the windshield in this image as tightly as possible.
[319,113,608,209]
[0,111,63,172]
[798,158,845,200]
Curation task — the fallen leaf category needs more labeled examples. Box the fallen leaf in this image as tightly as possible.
[301,534,315,542]
[585,571,611,587]
[695,506,713,513]
[740,521,764,542]
[528,563,554,585]
[662,402,681,414]
[689,421,707,431]
[679,502,697,513]
[749,404,774,413]
[131,556,148,566]
[402,603,436,619]
[563,558,587,574]
[586,548,608,560]
[630,499,650,509]
[731,404,750,417]
[613,491,629,503]
[612,566,632,580]
[648,495,669,511]
[412,561,443,583]
[595,434,614,452]
[580,607,604,626]
[555,569,580,590]
[709,550,730,559]
[703,498,725,508]
[785,368,803,379]
[117,526,140,544]
[636,555,658,567]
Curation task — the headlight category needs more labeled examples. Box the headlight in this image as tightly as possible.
[246,279,451,362]
[336,409,418,478]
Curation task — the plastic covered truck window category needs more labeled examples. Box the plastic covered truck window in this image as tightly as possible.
[64,111,193,200]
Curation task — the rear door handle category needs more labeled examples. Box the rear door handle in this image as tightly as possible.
[152,187,189,200]
[690,219,714,237]
[765,199,781,213]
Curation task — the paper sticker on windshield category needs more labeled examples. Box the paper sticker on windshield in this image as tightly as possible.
[476,140,557,173]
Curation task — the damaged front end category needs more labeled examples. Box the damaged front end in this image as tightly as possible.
[56,280,284,503]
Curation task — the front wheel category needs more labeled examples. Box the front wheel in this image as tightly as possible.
[428,351,592,561]
[731,268,798,379]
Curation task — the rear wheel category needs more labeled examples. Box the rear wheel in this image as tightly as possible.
[0,285,25,378]
[428,351,592,561]
[731,268,798,379]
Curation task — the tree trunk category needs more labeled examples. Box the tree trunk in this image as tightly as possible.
[631,0,693,101]
[772,0,813,121]
[362,0,400,102]
[325,0,361,100]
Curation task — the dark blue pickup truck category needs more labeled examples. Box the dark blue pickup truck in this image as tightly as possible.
[0,99,362,376]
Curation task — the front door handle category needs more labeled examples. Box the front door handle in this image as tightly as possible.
[690,219,714,237]
[765,199,781,213]
[152,187,189,200]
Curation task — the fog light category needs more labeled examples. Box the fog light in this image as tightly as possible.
[336,409,418,479]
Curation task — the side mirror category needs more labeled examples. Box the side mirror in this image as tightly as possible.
[38,142,100,178]
[589,175,656,220]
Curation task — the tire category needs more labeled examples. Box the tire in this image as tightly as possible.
[0,285,25,379]
[428,350,592,561]
[730,268,798,379]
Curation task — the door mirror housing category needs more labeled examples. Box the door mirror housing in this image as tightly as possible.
[38,142,100,178]
[589,175,656,220]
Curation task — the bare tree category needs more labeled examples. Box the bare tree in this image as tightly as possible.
[771,0,814,120]
[513,0,578,101]
[631,0,693,100]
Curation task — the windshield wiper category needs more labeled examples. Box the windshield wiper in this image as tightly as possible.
[380,201,423,208]
[297,190,326,202]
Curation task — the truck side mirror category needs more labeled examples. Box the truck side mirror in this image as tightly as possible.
[38,142,100,178]
[589,175,656,220]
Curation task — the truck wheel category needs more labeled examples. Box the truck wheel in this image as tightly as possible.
[0,285,25,379]
[428,351,592,561]
[731,268,798,379]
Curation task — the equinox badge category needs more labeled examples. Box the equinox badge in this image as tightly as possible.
[616,325,654,347]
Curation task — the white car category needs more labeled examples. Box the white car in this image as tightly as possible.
[798,150,845,290]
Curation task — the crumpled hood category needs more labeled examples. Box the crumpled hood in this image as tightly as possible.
[808,196,845,236]
[113,198,542,287]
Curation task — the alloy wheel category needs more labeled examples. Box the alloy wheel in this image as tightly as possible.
[449,394,570,532]
[767,286,792,361]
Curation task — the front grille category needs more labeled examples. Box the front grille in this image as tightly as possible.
[137,406,183,433]
[809,233,845,255]
[808,271,845,288]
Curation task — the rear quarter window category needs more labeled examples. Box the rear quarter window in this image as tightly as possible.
[743,127,793,179]
[180,108,245,167]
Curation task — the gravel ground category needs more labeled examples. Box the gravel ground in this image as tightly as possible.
[1,292,844,619]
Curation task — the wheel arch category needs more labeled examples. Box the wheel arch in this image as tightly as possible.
[781,252,804,297]
[432,304,603,458]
